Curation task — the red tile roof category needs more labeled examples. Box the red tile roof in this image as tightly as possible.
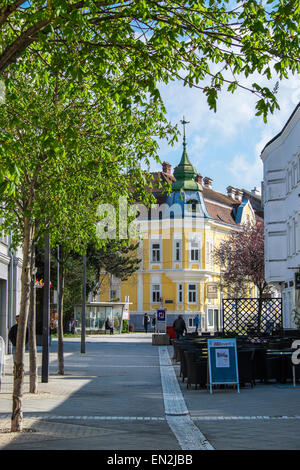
[205,201,237,226]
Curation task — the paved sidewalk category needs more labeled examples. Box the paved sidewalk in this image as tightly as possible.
[0,334,299,451]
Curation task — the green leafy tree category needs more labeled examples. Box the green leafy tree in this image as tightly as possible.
[0,1,299,120]
[0,59,172,432]
[86,240,141,299]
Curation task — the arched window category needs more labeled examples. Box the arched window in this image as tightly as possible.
[187,199,199,216]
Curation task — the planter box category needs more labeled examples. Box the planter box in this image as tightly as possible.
[152,333,170,346]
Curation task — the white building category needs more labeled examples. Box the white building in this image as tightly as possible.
[261,103,300,328]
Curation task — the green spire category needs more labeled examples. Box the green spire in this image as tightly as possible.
[172,117,202,192]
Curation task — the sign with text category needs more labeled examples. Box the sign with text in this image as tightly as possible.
[122,304,130,320]
[207,338,240,394]
[206,283,218,299]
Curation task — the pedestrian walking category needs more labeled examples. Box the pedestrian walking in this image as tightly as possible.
[8,315,28,360]
[152,314,156,331]
[173,314,187,340]
[194,314,200,333]
[143,313,150,333]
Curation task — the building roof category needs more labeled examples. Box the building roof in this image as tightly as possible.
[202,187,239,207]
[204,200,237,226]
[147,130,262,227]
[172,138,202,192]
[260,101,300,155]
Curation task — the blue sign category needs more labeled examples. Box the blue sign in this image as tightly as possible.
[207,338,240,393]
[157,309,166,322]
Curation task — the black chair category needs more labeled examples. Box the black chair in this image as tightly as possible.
[184,350,200,384]
[186,359,208,389]
[179,345,198,382]
[237,349,255,387]
[172,340,182,362]
[252,348,267,384]
[264,354,282,383]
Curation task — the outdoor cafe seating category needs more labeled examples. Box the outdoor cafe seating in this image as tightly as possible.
[171,330,300,390]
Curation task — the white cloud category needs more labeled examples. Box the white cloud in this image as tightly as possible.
[229,153,263,190]
[154,64,300,192]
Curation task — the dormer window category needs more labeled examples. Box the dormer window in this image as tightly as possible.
[187,199,199,213]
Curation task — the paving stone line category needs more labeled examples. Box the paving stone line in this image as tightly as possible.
[158,346,214,451]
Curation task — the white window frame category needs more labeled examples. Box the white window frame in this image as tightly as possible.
[110,289,117,301]
[189,240,200,262]
[151,242,161,263]
[151,284,161,303]
[207,308,214,327]
[174,240,182,262]
[188,284,197,304]
[207,308,220,328]
[177,283,184,304]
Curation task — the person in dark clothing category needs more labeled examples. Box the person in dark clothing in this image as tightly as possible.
[143,313,150,333]
[8,315,28,359]
[105,318,114,335]
[173,314,187,339]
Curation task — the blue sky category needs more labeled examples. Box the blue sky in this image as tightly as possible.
[152,72,300,195]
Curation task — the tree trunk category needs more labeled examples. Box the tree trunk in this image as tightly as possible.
[28,244,38,393]
[57,244,64,375]
[11,218,35,432]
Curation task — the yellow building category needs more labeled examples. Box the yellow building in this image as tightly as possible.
[99,132,257,332]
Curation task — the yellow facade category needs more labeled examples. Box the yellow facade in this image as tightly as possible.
[99,141,257,332]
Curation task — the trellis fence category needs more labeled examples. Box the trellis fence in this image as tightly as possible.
[222,298,283,337]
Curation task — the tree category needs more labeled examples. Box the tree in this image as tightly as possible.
[215,219,269,296]
[215,219,271,330]
[0,1,299,120]
[0,59,171,431]
[86,240,141,300]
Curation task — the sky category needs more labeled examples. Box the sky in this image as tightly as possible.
[151,71,300,196]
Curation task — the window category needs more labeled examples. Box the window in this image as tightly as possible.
[208,308,219,329]
[188,318,195,327]
[187,199,198,213]
[190,240,200,262]
[110,290,117,300]
[175,240,181,262]
[292,165,296,187]
[207,309,214,327]
[151,243,161,262]
[188,284,197,303]
[152,284,161,303]
[177,283,183,304]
